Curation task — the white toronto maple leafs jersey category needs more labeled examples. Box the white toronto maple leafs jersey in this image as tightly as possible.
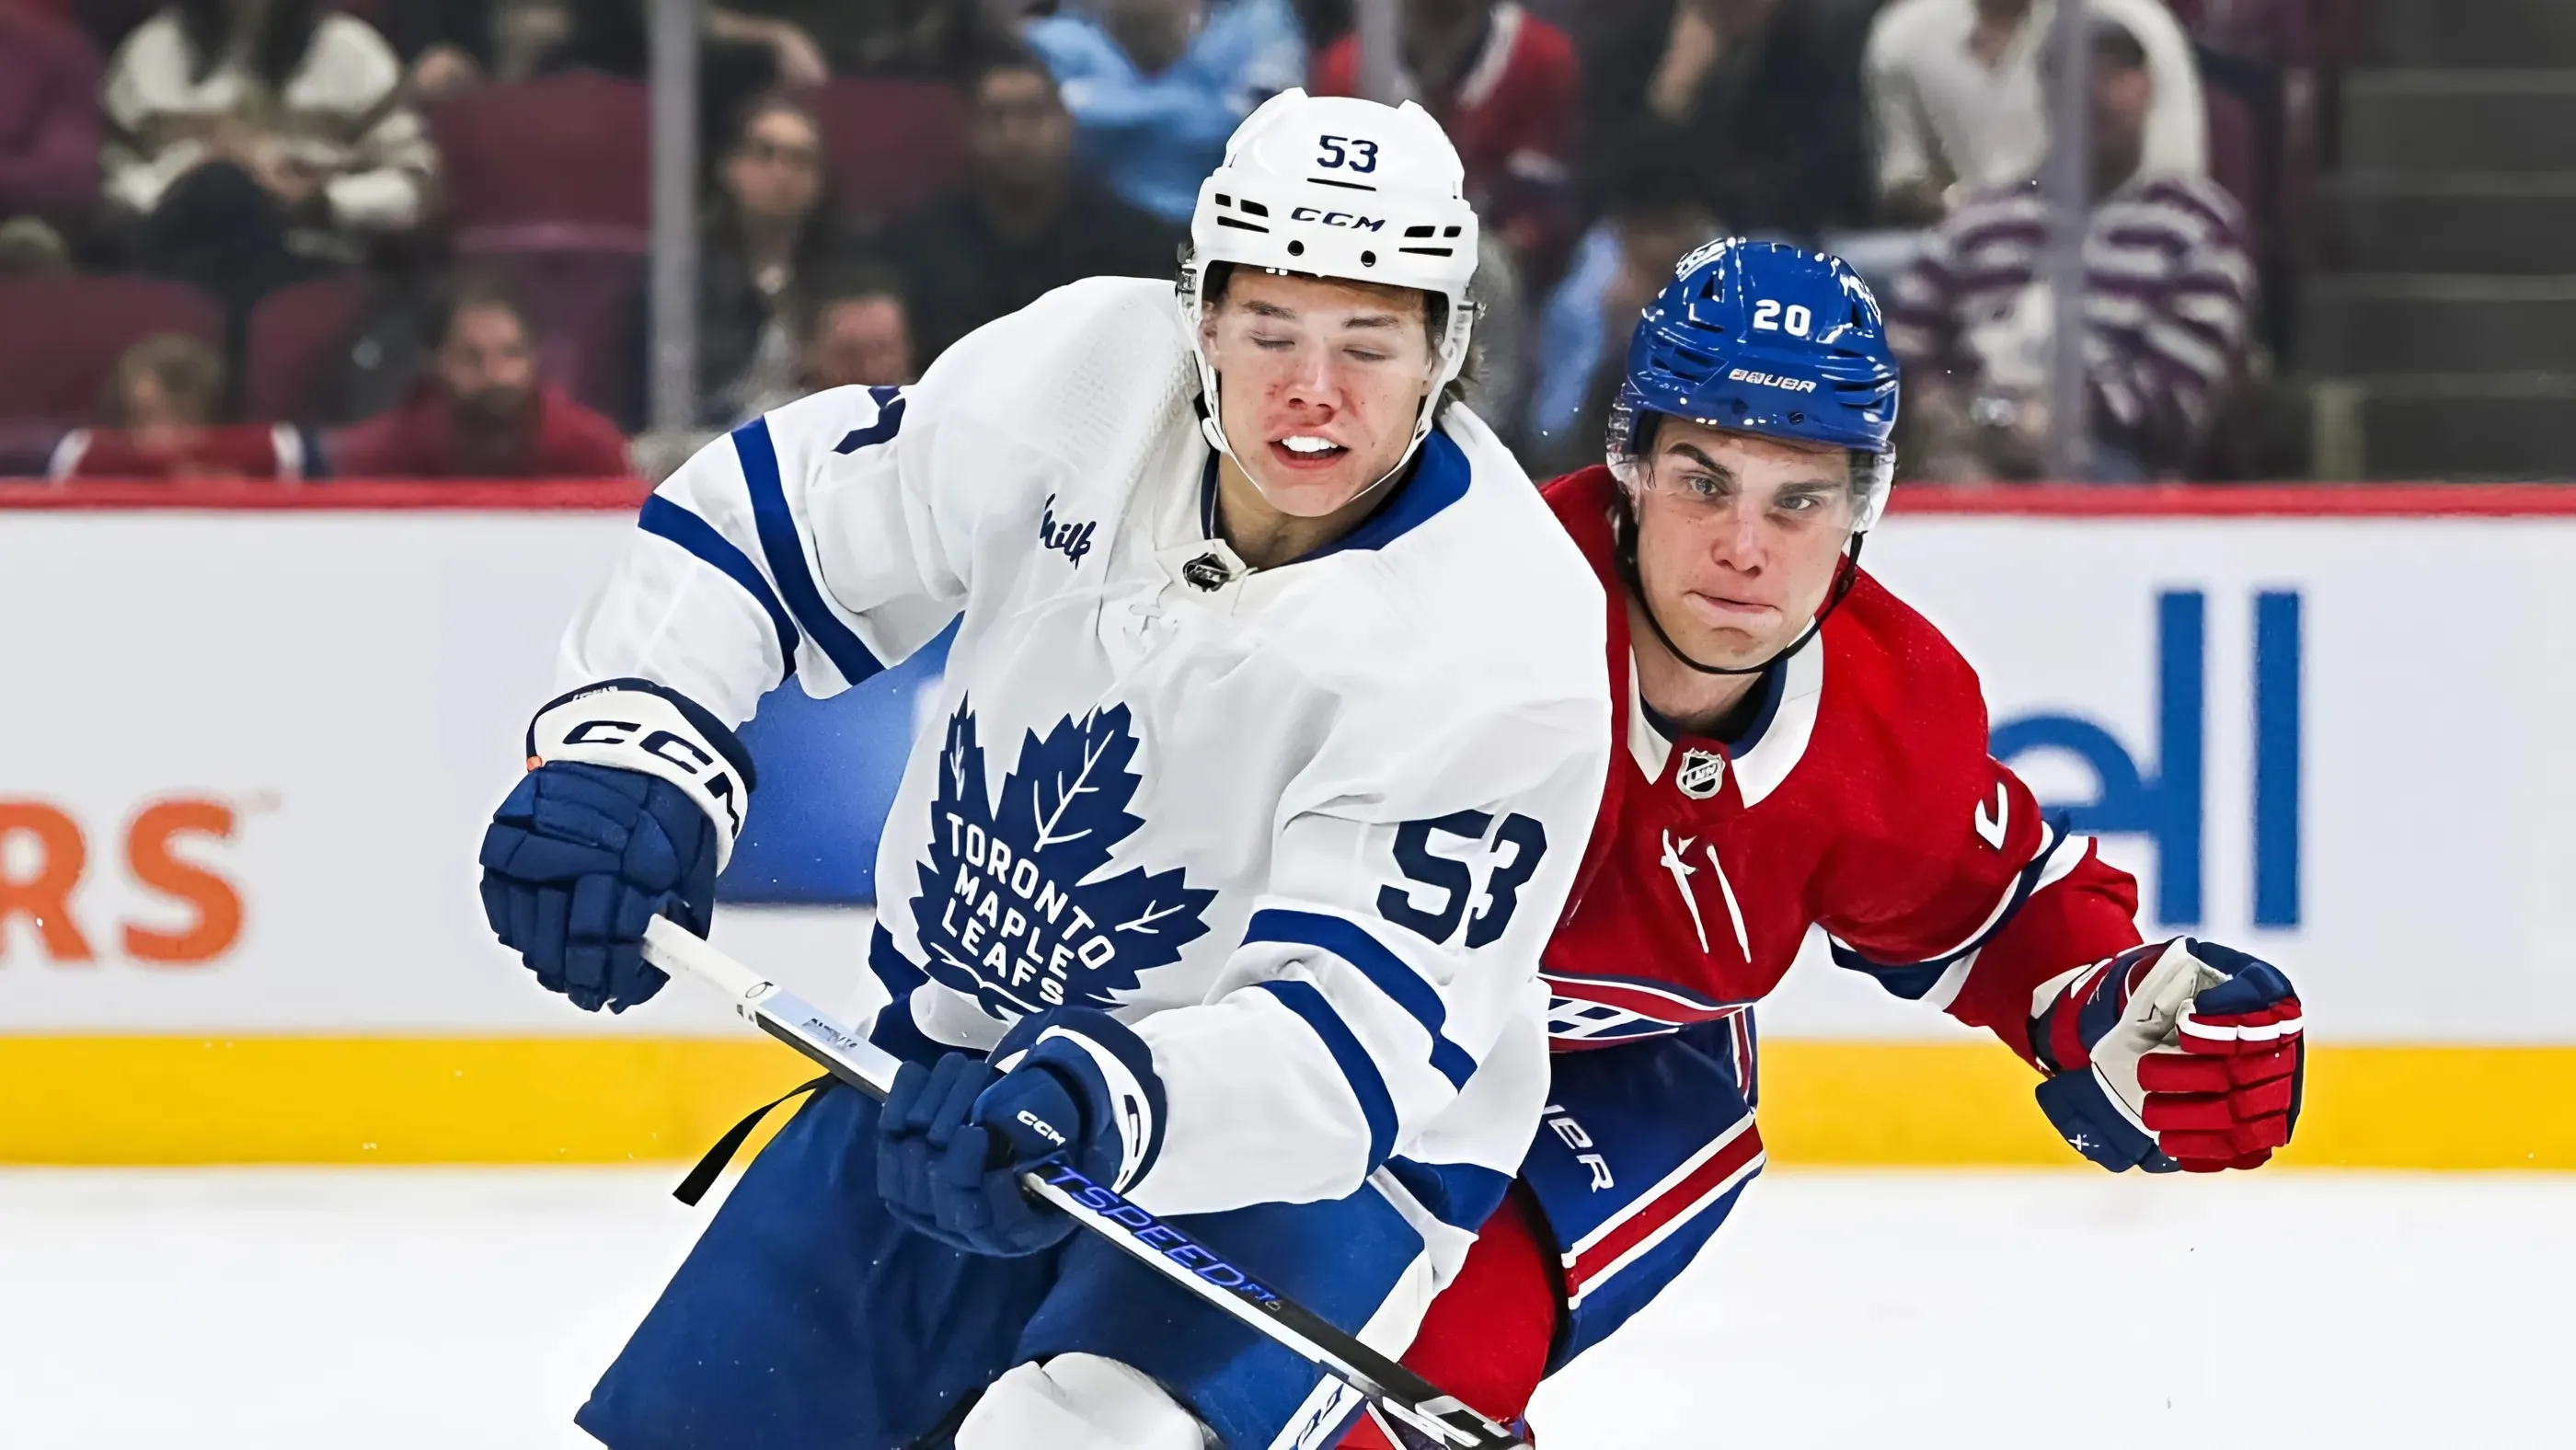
[558,277,1610,1222]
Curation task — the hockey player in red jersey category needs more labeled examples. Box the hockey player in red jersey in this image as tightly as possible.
[1343,239,2306,1448]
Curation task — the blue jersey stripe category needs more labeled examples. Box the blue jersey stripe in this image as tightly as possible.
[638,495,801,676]
[729,417,884,685]
[1383,1156,1511,1232]
[1826,943,1953,1001]
[1828,816,2075,1002]
[1245,908,1478,1088]
[1256,979,1397,1172]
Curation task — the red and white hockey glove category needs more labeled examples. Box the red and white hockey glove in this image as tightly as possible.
[2029,938,2304,1173]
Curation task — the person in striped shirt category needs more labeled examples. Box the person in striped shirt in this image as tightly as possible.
[1884,17,2254,481]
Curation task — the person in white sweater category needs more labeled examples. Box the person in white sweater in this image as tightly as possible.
[1864,0,2205,224]
[102,0,438,311]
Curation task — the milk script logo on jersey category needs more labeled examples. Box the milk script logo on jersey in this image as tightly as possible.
[1037,494,1097,567]
[914,699,1217,1015]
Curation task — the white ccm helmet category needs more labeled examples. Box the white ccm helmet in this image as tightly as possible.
[1178,89,1481,490]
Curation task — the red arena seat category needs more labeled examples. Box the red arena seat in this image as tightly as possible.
[433,73,652,254]
[242,270,378,424]
[0,275,224,424]
[813,77,968,236]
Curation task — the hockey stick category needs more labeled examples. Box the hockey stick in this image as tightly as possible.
[638,917,1526,1450]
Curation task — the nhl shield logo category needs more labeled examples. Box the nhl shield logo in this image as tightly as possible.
[1674,749,1726,800]
[1181,552,1233,592]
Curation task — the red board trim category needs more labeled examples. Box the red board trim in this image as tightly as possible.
[0,479,651,512]
[3,479,2572,517]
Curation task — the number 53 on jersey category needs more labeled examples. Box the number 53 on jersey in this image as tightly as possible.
[1377,811,1549,949]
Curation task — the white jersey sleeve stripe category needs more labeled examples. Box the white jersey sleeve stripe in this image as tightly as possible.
[731,415,886,685]
[1243,907,1478,1088]
[636,495,802,673]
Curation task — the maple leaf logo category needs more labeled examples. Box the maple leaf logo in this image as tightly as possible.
[911,697,1217,1018]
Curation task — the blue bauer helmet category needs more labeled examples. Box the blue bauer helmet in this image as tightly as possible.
[1606,238,1901,531]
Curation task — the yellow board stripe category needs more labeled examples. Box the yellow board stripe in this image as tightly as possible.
[0,1037,819,1166]
[4,1037,2571,1169]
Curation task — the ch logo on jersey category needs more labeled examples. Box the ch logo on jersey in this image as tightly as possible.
[1544,966,1745,1045]
[913,698,1216,1015]
[1674,749,1725,800]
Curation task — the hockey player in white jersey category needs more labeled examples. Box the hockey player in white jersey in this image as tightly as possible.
[476,90,1609,1450]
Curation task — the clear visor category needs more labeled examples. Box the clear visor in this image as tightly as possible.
[1611,400,1894,532]
[1631,448,1861,533]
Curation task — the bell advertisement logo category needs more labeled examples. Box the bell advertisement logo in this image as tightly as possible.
[0,797,245,965]
[1991,590,2301,930]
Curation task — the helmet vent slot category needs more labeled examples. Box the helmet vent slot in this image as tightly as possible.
[1237,199,1270,217]
[1309,178,1378,191]
[1216,216,1271,233]
[1397,246,1454,257]
[1404,224,1438,238]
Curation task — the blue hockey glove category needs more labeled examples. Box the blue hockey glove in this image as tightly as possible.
[477,680,753,1013]
[877,1007,1166,1258]
[2031,938,2305,1173]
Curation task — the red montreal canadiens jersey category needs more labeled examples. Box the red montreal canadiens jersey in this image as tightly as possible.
[1537,466,2147,1061]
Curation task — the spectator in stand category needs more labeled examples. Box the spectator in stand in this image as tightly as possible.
[1310,0,1580,276]
[693,91,849,425]
[1521,153,1719,478]
[100,0,438,318]
[804,263,920,391]
[877,47,1181,363]
[0,0,101,236]
[1577,0,1878,244]
[725,261,919,419]
[50,332,308,479]
[1885,18,2252,481]
[332,279,634,479]
[1866,0,2205,224]
[1021,0,1306,225]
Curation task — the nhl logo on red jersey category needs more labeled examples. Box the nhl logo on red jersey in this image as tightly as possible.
[1674,749,1725,800]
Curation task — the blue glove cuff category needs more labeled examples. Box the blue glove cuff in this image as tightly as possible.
[2035,1068,2179,1174]
[994,1007,1167,1193]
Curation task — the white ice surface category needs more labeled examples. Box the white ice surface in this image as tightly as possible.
[0,1168,2566,1448]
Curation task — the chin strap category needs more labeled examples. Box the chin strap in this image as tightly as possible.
[1612,498,1865,678]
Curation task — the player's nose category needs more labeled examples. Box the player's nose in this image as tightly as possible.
[1277,348,1341,406]
[1702,506,1768,573]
